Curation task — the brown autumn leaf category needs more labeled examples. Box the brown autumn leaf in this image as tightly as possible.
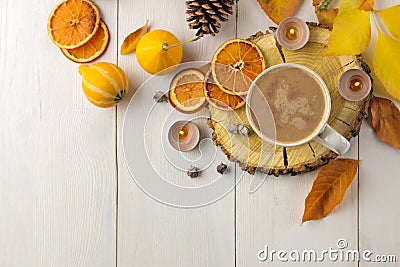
[369,96,400,149]
[316,9,338,27]
[359,0,374,12]
[313,0,322,7]
[256,0,300,24]
[120,20,149,55]
[302,159,359,223]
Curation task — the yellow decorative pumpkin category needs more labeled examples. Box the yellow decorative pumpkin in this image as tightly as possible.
[78,62,129,108]
[136,30,183,75]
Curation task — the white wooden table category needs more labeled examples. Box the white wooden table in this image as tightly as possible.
[1,0,399,266]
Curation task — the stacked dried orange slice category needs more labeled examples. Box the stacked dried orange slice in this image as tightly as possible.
[201,39,265,110]
[168,67,246,113]
[169,69,206,114]
[168,39,265,113]
[204,70,246,110]
[211,39,266,96]
[47,0,109,63]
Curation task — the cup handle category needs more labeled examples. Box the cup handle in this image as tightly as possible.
[314,125,350,155]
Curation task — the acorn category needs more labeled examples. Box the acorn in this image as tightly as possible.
[187,166,200,178]
[228,124,251,136]
[153,91,169,103]
[228,124,239,134]
[238,124,251,136]
[217,162,227,174]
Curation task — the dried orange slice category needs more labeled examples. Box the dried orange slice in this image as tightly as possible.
[169,69,206,114]
[205,71,245,110]
[61,20,109,63]
[48,0,100,49]
[211,39,266,95]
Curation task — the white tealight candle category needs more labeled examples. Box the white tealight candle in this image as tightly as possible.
[338,69,372,101]
[168,121,200,152]
[276,17,310,50]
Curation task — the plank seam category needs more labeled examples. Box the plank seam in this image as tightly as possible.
[357,135,360,267]
[234,1,238,266]
[116,0,120,266]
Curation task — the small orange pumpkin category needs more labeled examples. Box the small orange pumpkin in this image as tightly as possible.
[136,30,183,75]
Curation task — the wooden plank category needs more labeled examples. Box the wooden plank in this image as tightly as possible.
[235,142,359,266]
[0,0,117,266]
[235,1,359,266]
[116,0,236,266]
[359,123,400,266]
[358,1,400,265]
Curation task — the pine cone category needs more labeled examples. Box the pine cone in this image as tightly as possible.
[186,0,233,37]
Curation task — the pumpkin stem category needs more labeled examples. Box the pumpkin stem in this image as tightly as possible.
[162,36,202,51]
[78,65,90,76]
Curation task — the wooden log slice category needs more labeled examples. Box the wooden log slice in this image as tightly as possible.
[208,24,372,176]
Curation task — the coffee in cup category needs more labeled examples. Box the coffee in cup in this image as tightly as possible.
[246,63,350,155]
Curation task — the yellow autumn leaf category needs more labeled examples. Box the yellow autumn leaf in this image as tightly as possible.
[256,0,300,24]
[326,9,371,55]
[377,5,400,40]
[316,9,338,27]
[374,32,400,100]
[339,0,365,12]
[120,20,149,55]
[359,0,374,11]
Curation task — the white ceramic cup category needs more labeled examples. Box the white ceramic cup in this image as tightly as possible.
[246,63,350,155]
